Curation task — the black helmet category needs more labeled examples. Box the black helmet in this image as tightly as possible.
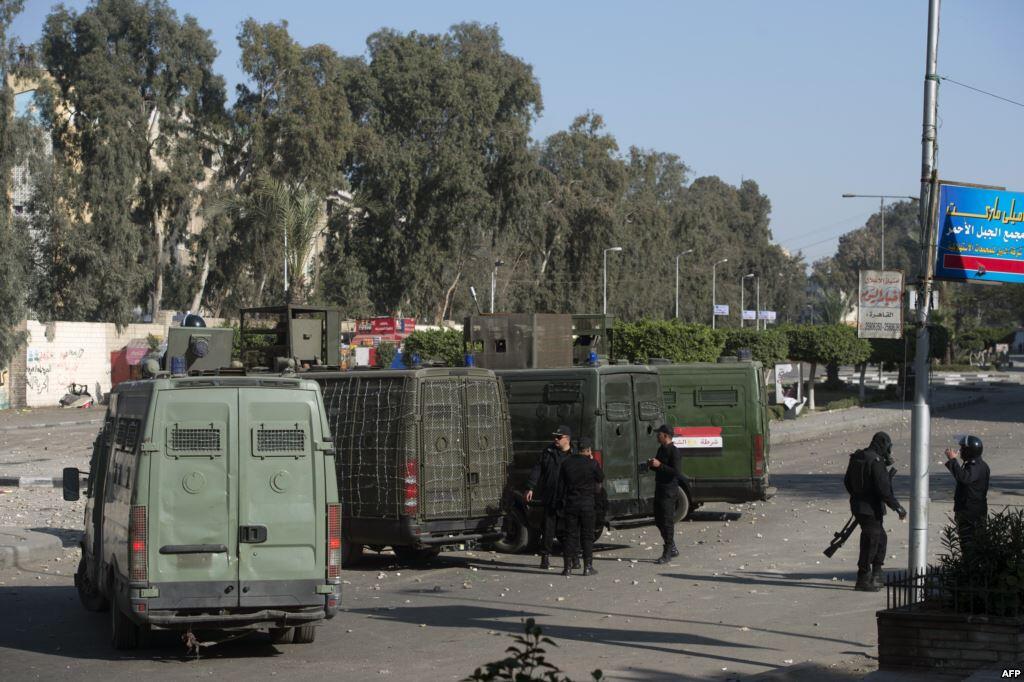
[959,435,983,460]
[182,313,206,328]
[870,431,894,466]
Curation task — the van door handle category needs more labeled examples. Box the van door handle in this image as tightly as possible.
[160,544,228,554]
[239,525,267,543]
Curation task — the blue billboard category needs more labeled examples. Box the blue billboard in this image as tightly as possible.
[935,183,1024,284]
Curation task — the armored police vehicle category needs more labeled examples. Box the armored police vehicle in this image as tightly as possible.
[656,360,774,505]
[63,375,342,649]
[309,368,512,564]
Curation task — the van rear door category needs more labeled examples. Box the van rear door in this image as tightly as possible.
[599,374,639,504]
[149,388,239,607]
[632,372,665,501]
[238,388,323,607]
[465,377,508,518]
[420,377,467,520]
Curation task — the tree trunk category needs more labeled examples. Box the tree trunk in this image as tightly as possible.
[858,362,867,401]
[190,248,211,313]
[825,361,842,389]
[436,270,462,324]
[807,361,817,410]
[151,222,165,319]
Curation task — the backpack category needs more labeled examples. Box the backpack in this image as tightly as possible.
[845,449,876,497]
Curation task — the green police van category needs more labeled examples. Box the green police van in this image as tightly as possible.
[656,360,775,505]
[63,375,342,649]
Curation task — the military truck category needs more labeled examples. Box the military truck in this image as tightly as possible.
[656,360,775,505]
[495,361,774,552]
[494,365,667,552]
[309,367,512,564]
[63,375,342,649]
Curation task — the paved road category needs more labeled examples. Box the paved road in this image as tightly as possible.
[0,385,1021,681]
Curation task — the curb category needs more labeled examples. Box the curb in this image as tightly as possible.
[771,395,986,446]
[0,527,71,570]
[0,476,63,488]
[0,417,102,433]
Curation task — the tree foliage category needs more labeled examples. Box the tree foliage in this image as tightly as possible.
[720,328,789,367]
[613,320,724,363]
[402,328,466,367]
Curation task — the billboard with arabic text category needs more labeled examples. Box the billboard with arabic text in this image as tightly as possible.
[858,270,903,339]
[935,183,1024,284]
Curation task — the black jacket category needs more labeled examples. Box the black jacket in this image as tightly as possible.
[526,445,570,505]
[844,446,901,518]
[653,443,682,494]
[555,454,605,509]
[945,456,989,517]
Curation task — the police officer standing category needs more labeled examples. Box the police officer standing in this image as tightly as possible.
[844,431,907,592]
[944,435,990,548]
[649,424,682,565]
[555,437,604,576]
[525,425,573,570]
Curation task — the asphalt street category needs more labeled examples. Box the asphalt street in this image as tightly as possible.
[0,387,1021,681]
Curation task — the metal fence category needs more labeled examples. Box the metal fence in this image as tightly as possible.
[886,566,1024,617]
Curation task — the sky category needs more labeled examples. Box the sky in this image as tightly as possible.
[11,0,1024,265]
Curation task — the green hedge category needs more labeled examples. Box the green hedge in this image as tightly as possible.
[613,320,724,363]
[402,328,465,367]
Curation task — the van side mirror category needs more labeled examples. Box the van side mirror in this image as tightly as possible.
[62,467,81,501]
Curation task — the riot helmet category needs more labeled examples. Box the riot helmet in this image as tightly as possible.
[182,313,206,328]
[870,431,894,467]
[959,435,983,460]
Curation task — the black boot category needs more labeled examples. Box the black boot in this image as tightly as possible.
[583,562,597,576]
[655,548,672,565]
[871,567,885,589]
[561,557,572,576]
[855,569,879,592]
[572,556,581,570]
[539,554,550,570]
[669,542,679,558]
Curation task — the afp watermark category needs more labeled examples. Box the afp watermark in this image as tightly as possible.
[1003,670,1023,678]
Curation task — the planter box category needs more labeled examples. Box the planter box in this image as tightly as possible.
[878,606,1024,675]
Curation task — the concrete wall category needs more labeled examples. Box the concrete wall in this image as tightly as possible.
[6,318,226,409]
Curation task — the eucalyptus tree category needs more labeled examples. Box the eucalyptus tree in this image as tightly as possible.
[37,0,225,324]
[0,0,26,364]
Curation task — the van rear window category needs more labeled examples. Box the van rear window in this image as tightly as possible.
[169,426,221,452]
[695,388,739,406]
[257,429,305,452]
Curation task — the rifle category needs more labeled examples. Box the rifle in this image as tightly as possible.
[823,466,897,558]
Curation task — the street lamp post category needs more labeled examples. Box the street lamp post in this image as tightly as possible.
[740,273,754,327]
[841,193,918,270]
[490,260,504,313]
[804,304,815,325]
[711,258,728,329]
[755,275,761,331]
[675,249,694,319]
[603,247,623,315]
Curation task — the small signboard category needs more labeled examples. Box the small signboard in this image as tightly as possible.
[935,182,1024,284]
[858,270,904,339]
[714,304,730,316]
[742,310,756,320]
[673,426,723,449]
[758,310,777,321]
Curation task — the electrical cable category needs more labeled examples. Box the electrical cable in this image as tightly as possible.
[940,76,1024,109]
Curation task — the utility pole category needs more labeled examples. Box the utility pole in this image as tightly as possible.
[490,260,504,313]
[712,258,728,329]
[755,276,760,331]
[675,249,693,319]
[909,0,941,577]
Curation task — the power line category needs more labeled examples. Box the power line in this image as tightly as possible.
[940,75,1024,109]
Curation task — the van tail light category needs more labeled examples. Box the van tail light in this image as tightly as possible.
[327,503,341,581]
[753,435,765,478]
[129,505,148,584]
[592,450,604,468]
[404,460,419,515]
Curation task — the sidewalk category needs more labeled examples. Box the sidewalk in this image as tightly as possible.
[0,405,104,432]
[0,527,69,570]
[770,387,986,446]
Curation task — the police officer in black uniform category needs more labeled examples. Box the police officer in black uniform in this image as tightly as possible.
[844,431,907,591]
[525,425,573,570]
[944,435,990,549]
[649,424,682,565]
[555,437,604,576]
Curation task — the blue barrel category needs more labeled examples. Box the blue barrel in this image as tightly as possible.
[170,355,186,375]
[464,353,475,367]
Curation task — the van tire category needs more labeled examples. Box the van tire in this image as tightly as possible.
[270,627,294,644]
[492,511,530,554]
[111,602,141,650]
[293,625,317,644]
[672,486,691,523]
[341,541,363,567]
[76,558,109,612]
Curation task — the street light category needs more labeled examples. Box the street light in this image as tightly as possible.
[711,258,728,329]
[675,249,694,319]
[603,247,623,315]
[841,194,918,270]
[740,273,754,327]
[490,260,504,313]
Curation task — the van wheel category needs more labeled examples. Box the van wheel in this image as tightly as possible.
[293,625,317,644]
[270,627,294,644]
[673,486,691,523]
[76,558,109,612]
[111,602,141,650]
[393,546,440,563]
[491,512,530,554]
[341,540,363,567]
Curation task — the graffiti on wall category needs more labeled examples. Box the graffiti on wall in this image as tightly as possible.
[26,347,86,396]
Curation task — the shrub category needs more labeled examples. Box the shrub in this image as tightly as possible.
[465,618,603,682]
[376,341,397,368]
[613,320,724,364]
[402,328,465,367]
[720,328,789,367]
[938,507,1024,616]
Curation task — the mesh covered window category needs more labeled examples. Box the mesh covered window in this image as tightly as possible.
[696,388,739,406]
[604,401,632,422]
[251,423,309,457]
[166,423,224,457]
